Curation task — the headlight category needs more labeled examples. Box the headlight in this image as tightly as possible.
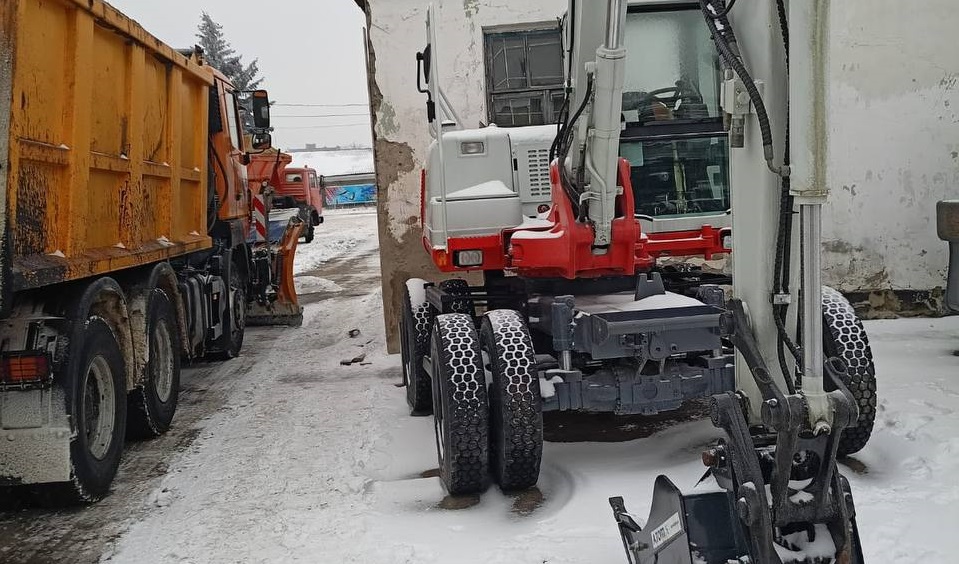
[722,234,733,250]
[455,250,484,267]
[460,141,485,155]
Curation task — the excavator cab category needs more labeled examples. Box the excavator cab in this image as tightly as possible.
[619,3,730,233]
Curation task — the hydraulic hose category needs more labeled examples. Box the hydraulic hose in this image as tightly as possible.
[699,0,788,177]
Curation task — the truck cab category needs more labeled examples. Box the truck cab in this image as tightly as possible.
[278,166,324,243]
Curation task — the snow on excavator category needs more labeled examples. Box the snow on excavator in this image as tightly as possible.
[403,1,876,561]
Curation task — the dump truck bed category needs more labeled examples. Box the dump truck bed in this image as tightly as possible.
[0,0,214,312]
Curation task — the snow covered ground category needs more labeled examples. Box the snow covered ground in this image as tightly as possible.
[2,209,959,563]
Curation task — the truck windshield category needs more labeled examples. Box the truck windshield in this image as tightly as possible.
[620,5,729,220]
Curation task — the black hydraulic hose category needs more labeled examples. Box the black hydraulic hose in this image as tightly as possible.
[555,73,595,218]
[706,0,737,19]
[549,95,571,162]
[771,0,802,389]
[699,0,784,174]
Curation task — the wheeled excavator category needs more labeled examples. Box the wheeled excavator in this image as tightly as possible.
[404,1,875,561]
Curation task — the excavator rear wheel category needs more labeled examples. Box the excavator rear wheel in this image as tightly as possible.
[480,310,543,491]
[439,279,474,316]
[822,286,877,457]
[430,313,489,495]
[401,279,433,415]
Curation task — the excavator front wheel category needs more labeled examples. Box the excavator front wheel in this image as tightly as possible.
[822,286,877,457]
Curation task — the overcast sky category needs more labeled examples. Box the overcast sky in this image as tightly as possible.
[108,0,371,150]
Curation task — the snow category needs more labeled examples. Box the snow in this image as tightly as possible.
[289,148,374,176]
[29,209,958,563]
[294,275,343,294]
[406,278,428,307]
[575,291,705,314]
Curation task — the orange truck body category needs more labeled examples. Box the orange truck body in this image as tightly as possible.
[0,0,215,307]
[0,0,301,498]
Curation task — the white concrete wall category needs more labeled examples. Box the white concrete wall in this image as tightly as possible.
[823,1,959,296]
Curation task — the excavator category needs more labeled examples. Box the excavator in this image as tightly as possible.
[405,0,874,561]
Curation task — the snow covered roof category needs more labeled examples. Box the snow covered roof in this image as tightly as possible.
[288,149,375,177]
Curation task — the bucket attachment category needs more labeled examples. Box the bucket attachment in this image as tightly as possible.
[247,216,304,327]
[611,299,865,564]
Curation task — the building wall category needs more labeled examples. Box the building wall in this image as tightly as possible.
[363,0,566,351]
[362,0,959,350]
[822,1,959,312]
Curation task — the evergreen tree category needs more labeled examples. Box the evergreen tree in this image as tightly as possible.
[196,12,264,91]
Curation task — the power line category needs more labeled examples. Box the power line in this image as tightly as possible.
[272,113,370,118]
[273,103,368,108]
[276,122,370,130]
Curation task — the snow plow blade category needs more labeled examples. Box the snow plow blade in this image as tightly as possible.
[247,216,304,327]
[611,300,866,564]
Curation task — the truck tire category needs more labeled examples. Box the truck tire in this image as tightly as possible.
[439,279,473,316]
[303,223,315,244]
[65,317,128,503]
[431,313,489,495]
[822,287,877,457]
[128,290,181,439]
[401,279,433,415]
[210,263,246,360]
[480,310,543,491]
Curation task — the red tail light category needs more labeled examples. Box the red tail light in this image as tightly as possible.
[0,353,52,386]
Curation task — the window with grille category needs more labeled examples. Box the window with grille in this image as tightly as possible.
[484,26,564,127]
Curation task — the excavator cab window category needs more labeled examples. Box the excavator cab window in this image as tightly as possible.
[619,4,729,219]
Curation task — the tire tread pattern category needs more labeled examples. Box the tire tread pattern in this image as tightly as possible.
[482,310,543,491]
[432,313,488,495]
[822,286,877,456]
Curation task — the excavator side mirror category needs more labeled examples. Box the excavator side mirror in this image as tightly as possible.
[416,46,436,123]
[250,90,271,129]
[251,133,272,151]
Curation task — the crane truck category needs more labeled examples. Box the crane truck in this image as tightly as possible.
[0,0,302,503]
[403,0,875,561]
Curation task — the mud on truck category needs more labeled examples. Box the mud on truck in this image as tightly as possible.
[0,0,302,503]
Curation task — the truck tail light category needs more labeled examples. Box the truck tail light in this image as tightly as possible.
[0,353,52,386]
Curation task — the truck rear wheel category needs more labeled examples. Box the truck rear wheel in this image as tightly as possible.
[822,287,877,457]
[401,279,433,415]
[431,313,489,495]
[128,290,181,439]
[65,317,128,503]
[480,310,543,491]
[210,263,246,360]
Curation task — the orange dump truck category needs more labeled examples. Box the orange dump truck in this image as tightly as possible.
[0,0,302,502]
